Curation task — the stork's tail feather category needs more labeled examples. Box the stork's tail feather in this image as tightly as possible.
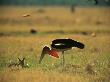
[72,41,85,49]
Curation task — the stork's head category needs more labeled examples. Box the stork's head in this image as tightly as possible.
[39,46,59,64]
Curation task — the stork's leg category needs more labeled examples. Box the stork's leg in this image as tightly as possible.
[62,51,65,67]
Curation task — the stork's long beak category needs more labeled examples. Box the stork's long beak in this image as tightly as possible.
[39,52,45,64]
[39,46,50,64]
[48,49,59,58]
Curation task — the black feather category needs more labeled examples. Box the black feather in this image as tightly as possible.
[51,39,85,49]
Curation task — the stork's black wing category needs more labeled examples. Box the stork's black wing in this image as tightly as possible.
[51,39,85,49]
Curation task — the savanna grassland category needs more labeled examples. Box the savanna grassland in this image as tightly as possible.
[0,6,110,82]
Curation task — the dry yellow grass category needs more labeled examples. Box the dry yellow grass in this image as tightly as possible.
[0,6,110,82]
[0,6,110,32]
[0,69,90,82]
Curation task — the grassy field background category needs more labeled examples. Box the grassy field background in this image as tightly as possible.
[0,6,110,82]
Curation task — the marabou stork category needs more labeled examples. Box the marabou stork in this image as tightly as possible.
[39,39,85,66]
